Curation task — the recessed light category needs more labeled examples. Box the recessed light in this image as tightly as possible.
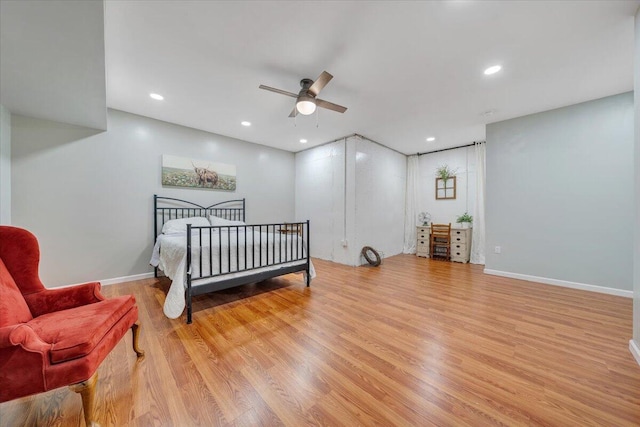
[149,93,164,100]
[484,65,502,75]
[300,139,308,144]
[241,121,251,127]
[426,137,436,142]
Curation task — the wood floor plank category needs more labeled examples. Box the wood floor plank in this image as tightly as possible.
[2,255,639,426]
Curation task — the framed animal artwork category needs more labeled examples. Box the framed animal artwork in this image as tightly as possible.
[161,155,236,191]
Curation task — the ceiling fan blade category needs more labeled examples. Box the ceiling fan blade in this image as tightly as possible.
[258,85,298,98]
[308,71,333,96]
[288,107,297,118]
[316,98,347,114]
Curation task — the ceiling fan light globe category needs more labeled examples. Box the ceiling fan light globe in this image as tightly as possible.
[296,99,316,115]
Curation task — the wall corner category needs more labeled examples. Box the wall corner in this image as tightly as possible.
[632,6,640,351]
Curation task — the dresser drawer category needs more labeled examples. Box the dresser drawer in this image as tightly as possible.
[416,249,429,258]
[417,240,429,249]
[451,228,470,241]
[417,226,429,234]
[451,243,467,258]
[451,234,468,244]
[451,254,469,263]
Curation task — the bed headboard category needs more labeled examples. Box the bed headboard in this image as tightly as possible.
[154,195,245,239]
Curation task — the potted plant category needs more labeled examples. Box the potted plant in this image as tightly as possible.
[436,165,456,181]
[456,212,473,228]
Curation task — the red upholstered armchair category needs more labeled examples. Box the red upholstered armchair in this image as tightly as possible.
[0,226,144,426]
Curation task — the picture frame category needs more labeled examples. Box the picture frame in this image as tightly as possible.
[162,155,237,191]
[435,176,456,200]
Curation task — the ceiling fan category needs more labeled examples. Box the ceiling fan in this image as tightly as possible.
[259,71,347,117]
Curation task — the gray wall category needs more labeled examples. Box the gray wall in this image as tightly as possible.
[486,92,635,292]
[0,104,10,224]
[11,109,295,287]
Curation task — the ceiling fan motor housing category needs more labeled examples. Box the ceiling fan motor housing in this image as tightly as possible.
[258,71,347,117]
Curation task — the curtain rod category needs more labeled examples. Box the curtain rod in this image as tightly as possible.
[297,134,484,157]
[296,133,406,156]
[416,141,484,156]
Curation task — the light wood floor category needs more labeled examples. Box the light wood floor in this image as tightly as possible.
[2,255,639,426]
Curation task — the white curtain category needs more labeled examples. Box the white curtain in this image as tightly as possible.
[470,142,486,264]
[403,155,419,253]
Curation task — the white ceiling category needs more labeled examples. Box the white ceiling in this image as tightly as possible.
[3,1,638,154]
[0,0,107,130]
[104,0,638,154]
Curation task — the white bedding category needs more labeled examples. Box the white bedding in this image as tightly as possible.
[150,227,315,319]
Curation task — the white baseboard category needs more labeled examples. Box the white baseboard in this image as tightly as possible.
[483,269,633,298]
[60,271,155,288]
[630,340,640,366]
[99,272,155,286]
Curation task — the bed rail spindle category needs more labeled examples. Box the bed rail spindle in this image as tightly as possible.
[306,220,311,286]
[186,224,193,323]
[198,228,202,278]
[209,226,213,276]
[218,226,222,276]
[264,225,271,265]
[300,222,304,261]
[259,225,262,267]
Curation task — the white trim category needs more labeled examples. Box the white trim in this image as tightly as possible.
[629,340,640,366]
[483,269,633,298]
[99,272,155,286]
[59,272,155,288]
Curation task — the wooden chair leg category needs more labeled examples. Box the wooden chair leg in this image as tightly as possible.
[131,322,145,358]
[69,372,99,427]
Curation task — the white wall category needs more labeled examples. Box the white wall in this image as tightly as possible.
[11,109,295,287]
[295,135,406,266]
[486,92,634,293]
[295,139,349,263]
[417,145,477,225]
[0,104,10,224]
[354,138,406,264]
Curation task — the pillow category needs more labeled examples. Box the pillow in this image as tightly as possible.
[209,215,246,226]
[161,217,210,234]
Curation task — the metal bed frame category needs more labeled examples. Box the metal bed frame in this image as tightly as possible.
[154,195,311,323]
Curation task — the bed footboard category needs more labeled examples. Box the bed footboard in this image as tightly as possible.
[185,220,311,324]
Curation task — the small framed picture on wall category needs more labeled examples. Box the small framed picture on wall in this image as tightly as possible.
[436,176,456,200]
